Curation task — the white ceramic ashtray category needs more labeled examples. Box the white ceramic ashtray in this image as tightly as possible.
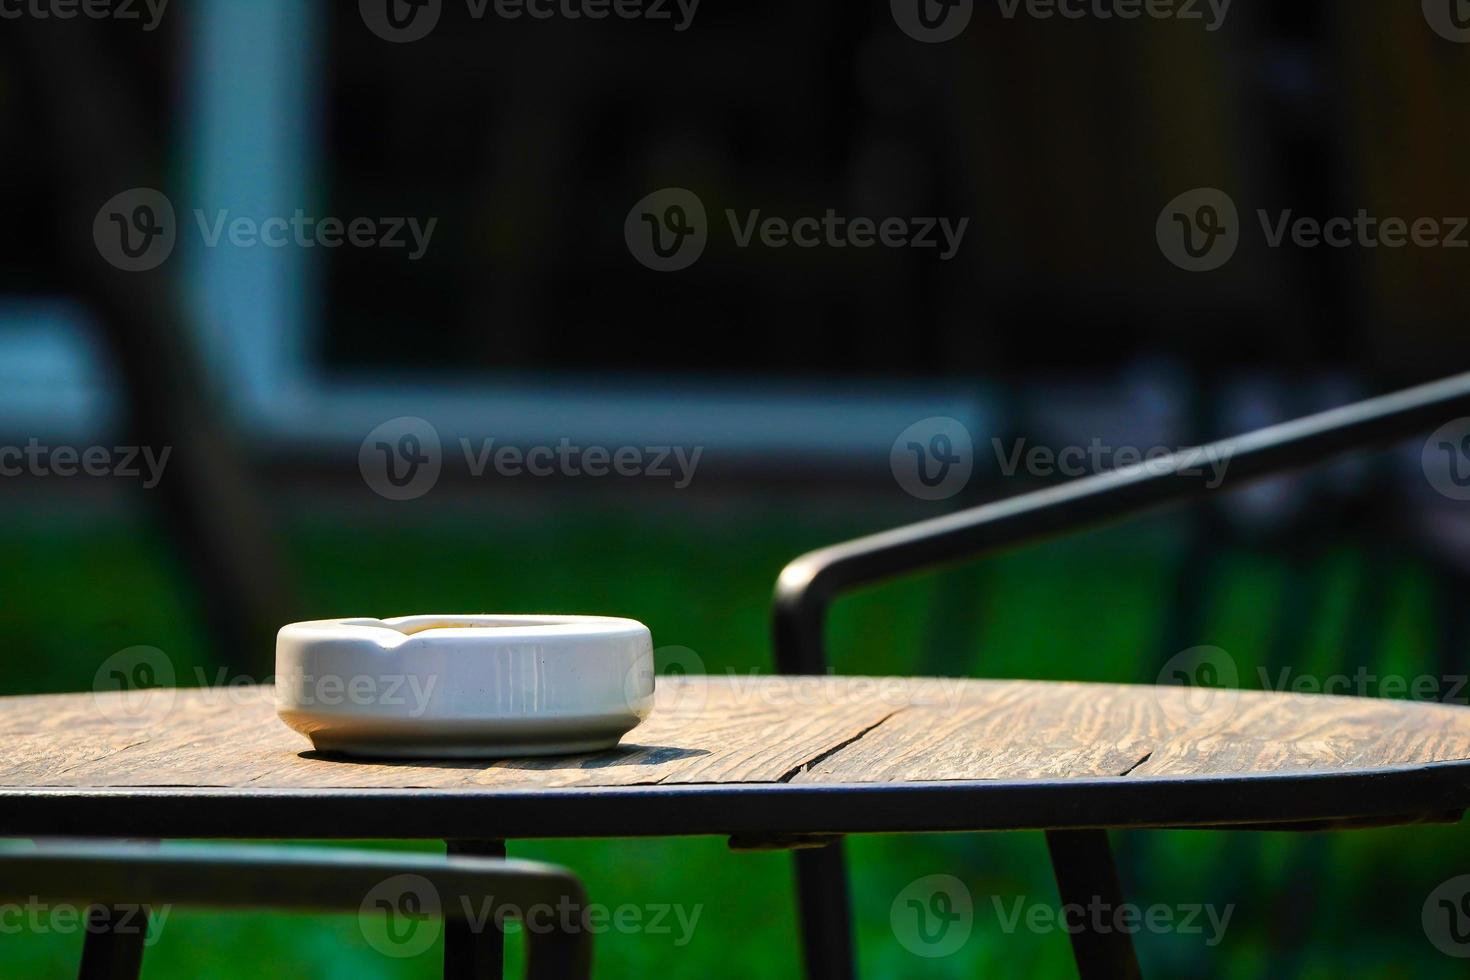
[275,615,655,758]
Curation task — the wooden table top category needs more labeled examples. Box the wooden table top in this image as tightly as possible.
[3,676,1469,840]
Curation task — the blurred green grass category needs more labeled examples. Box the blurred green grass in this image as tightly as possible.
[2,502,1467,978]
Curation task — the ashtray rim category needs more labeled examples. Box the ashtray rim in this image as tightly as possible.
[278,613,651,649]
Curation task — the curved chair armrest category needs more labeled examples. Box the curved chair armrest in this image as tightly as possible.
[773,371,1470,675]
[0,840,591,979]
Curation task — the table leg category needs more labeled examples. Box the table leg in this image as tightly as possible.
[78,904,149,980]
[1045,830,1142,980]
[443,839,507,980]
[793,842,855,980]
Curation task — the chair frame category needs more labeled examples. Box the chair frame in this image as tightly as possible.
[771,372,1470,979]
[0,840,591,980]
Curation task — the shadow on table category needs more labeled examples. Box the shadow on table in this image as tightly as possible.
[296,744,710,770]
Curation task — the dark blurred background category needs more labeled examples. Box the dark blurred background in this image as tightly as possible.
[2,0,1470,976]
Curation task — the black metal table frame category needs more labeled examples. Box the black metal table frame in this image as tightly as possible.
[1,763,1467,840]
[769,372,1470,980]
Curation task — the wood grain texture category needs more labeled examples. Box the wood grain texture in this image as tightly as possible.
[795,682,1470,783]
[1,677,1469,791]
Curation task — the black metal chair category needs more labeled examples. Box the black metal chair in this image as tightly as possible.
[0,840,591,980]
[771,371,1470,979]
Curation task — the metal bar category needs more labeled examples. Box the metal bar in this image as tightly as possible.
[444,840,507,980]
[1045,830,1142,980]
[77,905,148,980]
[0,842,585,914]
[794,843,855,980]
[0,764,1465,840]
[0,841,591,980]
[773,372,1470,674]
[524,924,591,980]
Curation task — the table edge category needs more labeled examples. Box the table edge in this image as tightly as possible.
[1,761,1466,840]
